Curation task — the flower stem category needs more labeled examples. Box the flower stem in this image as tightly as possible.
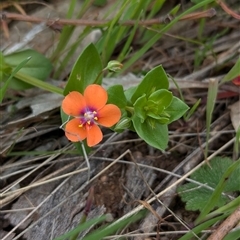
[94,69,105,85]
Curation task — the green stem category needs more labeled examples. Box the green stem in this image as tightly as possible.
[125,106,134,114]
[94,68,107,84]
[15,72,63,95]
[203,196,240,222]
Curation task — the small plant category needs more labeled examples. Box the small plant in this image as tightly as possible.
[177,157,240,239]
[60,43,189,151]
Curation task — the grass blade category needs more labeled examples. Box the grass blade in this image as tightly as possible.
[0,57,31,103]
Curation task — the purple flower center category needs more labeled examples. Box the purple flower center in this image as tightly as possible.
[79,107,98,127]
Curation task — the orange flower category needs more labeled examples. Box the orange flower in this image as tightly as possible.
[62,84,121,147]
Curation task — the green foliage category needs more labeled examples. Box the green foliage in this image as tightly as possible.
[220,58,240,84]
[54,210,146,240]
[178,157,240,239]
[132,116,169,150]
[177,157,240,212]
[82,210,146,240]
[179,214,228,240]
[62,49,189,151]
[63,44,103,95]
[179,196,240,240]
[131,65,169,103]
[107,85,127,108]
[147,0,166,19]
[0,56,31,103]
[50,0,216,77]
[93,0,107,7]
[123,66,188,150]
[184,98,201,121]
[191,0,205,3]
[1,49,53,90]
[121,0,216,72]
[49,0,217,78]
[52,0,94,78]
[164,97,189,123]
[60,41,189,151]
[223,228,240,240]
[205,79,218,157]
[53,215,106,240]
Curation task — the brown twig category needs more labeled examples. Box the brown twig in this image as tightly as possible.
[207,206,240,240]
[0,8,216,28]
[216,0,240,20]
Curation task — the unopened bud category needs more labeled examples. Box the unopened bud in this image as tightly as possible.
[114,117,131,131]
[106,60,123,72]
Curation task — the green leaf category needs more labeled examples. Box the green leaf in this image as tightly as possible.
[196,158,240,224]
[3,49,52,90]
[191,0,203,3]
[131,65,169,103]
[205,79,218,157]
[145,100,164,119]
[53,215,106,240]
[154,113,170,124]
[184,98,201,121]
[223,228,240,240]
[178,183,227,212]
[169,4,181,15]
[177,157,240,213]
[82,210,147,240]
[208,196,240,219]
[164,97,189,123]
[148,89,173,109]
[132,115,168,150]
[220,59,240,84]
[179,214,228,240]
[133,94,148,122]
[0,51,5,77]
[133,89,173,123]
[124,86,137,103]
[93,0,107,7]
[107,85,127,108]
[64,43,102,95]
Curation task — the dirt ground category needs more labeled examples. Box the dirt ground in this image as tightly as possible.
[0,0,239,239]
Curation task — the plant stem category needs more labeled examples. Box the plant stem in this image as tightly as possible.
[125,106,134,114]
[15,72,63,95]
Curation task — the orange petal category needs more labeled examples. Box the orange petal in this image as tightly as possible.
[84,84,107,110]
[97,104,121,127]
[62,91,86,116]
[86,124,103,147]
[65,118,87,142]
